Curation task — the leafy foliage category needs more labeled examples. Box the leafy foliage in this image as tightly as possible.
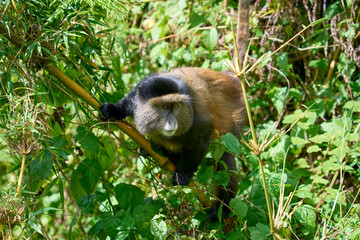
[0,0,359,239]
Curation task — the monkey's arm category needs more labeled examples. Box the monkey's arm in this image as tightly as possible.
[100,88,137,120]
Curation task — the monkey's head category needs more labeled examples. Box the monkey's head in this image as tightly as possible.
[134,93,194,138]
[133,76,194,138]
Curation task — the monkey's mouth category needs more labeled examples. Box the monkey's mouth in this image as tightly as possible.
[161,129,177,137]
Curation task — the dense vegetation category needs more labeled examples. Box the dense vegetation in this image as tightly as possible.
[0,0,359,239]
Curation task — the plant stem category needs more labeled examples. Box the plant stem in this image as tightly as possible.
[258,155,274,233]
[239,76,258,146]
[233,22,274,234]
[16,139,26,194]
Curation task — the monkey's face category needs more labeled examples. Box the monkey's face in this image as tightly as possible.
[134,94,193,138]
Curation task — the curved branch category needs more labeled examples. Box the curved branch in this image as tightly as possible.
[44,63,175,172]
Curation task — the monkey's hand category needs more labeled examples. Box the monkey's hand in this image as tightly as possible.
[172,170,191,186]
[99,103,127,121]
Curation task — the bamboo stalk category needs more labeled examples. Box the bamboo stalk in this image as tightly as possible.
[16,139,26,194]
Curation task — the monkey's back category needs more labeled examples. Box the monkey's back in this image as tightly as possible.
[160,67,245,138]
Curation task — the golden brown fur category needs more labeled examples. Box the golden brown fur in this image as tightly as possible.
[160,68,245,138]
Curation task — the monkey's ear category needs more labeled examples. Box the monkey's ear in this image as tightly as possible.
[99,103,126,120]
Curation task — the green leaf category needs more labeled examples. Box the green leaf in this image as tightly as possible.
[295,184,312,198]
[268,87,287,115]
[30,150,54,180]
[76,159,102,194]
[214,169,230,187]
[306,145,322,153]
[102,213,125,239]
[31,207,60,217]
[230,198,248,222]
[203,28,218,51]
[307,145,322,153]
[166,0,186,16]
[249,223,270,240]
[264,170,286,199]
[277,53,291,71]
[220,133,240,155]
[308,99,325,118]
[70,170,87,202]
[197,165,214,183]
[294,158,310,169]
[150,218,167,240]
[211,141,225,162]
[291,136,309,145]
[76,126,100,154]
[89,220,103,237]
[294,205,316,234]
[310,174,329,185]
[78,194,96,214]
[344,100,360,112]
[69,210,79,239]
[283,109,304,124]
[309,133,333,144]
[113,183,145,210]
[322,157,341,175]
[151,25,165,41]
[321,118,345,137]
[190,12,206,28]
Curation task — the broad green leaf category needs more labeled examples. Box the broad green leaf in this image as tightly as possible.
[291,136,309,145]
[133,204,158,238]
[150,218,167,240]
[295,184,312,198]
[294,205,316,234]
[294,158,310,169]
[89,220,103,237]
[264,170,286,199]
[220,133,240,155]
[329,146,349,161]
[197,165,214,183]
[166,0,186,15]
[76,159,102,194]
[76,126,100,154]
[211,141,225,162]
[102,213,124,239]
[246,205,267,227]
[309,133,333,144]
[214,169,230,187]
[268,87,287,115]
[203,28,218,51]
[310,175,329,185]
[283,109,304,124]
[30,150,54,180]
[322,157,341,175]
[151,25,165,41]
[307,145,322,153]
[344,100,360,112]
[78,194,96,214]
[321,118,345,137]
[113,183,145,210]
[249,223,270,240]
[230,198,248,222]
[189,12,206,28]
[307,99,325,118]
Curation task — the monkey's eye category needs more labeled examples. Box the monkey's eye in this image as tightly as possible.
[173,104,179,109]
[162,105,169,110]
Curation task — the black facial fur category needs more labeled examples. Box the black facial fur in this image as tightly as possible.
[137,75,189,101]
